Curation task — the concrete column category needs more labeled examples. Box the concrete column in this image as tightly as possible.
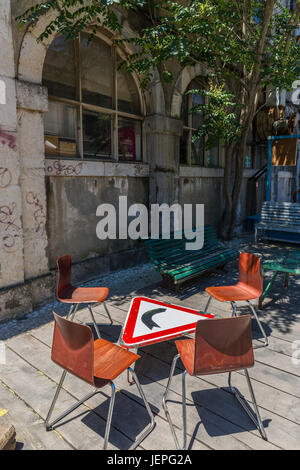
[146,115,182,205]
[16,81,49,279]
[0,1,25,288]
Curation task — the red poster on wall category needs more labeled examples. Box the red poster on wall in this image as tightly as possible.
[118,126,136,160]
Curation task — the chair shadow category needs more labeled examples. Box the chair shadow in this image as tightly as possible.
[88,323,122,343]
[52,388,159,450]
[187,388,271,449]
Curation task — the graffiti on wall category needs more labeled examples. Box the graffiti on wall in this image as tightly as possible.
[0,127,17,151]
[46,160,83,176]
[0,202,21,253]
[0,167,12,189]
[25,192,46,235]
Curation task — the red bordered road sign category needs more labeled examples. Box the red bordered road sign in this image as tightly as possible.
[120,296,215,348]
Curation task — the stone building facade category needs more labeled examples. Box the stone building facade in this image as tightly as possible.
[0,0,267,322]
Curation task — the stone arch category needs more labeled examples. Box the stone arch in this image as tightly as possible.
[17,12,165,115]
[170,63,210,119]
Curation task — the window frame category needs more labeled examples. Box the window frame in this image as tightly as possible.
[44,31,146,163]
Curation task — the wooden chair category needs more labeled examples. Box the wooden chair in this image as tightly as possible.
[45,312,155,450]
[56,254,112,338]
[204,252,268,347]
[162,315,267,449]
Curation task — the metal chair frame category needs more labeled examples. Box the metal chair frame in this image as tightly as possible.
[45,366,155,450]
[65,302,113,339]
[162,353,267,450]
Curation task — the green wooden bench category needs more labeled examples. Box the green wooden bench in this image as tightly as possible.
[143,225,239,287]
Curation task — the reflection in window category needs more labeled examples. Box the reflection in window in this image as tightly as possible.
[118,118,142,161]
[44,101,77,157]
[83,110,112,159]
[43,36,76,100]
[117,56,140,115]
[42,34,143,161]
[245,154,253,169]
[180,77,219,168]
[81,34,113,109]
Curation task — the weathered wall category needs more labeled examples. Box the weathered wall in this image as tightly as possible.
[46,174,149,267]
[0,0,25,290]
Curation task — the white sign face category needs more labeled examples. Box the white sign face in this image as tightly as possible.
[132,299,207,337]
[121,296,215,347]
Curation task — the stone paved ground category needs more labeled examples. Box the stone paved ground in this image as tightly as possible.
[0,235,300,450]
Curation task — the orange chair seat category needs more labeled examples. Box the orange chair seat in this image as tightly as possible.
[175,339,195,376]
[205,282,261,302]
[58,286,109,304]
[93,338,139,386]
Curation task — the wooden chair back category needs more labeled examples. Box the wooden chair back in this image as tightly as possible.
[193,315,254,376]
[52,312,94,385]
[56,255,72,298]
[238,252,263,295]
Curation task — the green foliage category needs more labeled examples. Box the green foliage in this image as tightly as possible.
[187,82,242,148]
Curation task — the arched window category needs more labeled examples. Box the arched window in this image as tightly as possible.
[180,77,219,167]
[43,33,143,161]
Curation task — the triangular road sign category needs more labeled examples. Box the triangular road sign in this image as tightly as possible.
[121,296,215,348]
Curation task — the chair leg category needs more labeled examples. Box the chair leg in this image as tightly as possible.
[45,370,67,430]
[228,370,267,440]
[203,295,212,313]
[247,301,268,348]
[103,382,116,450]
[103,301,113,325]
[88,304,101,339]
[231,301,237,317]
[128,368,156,450]
[67,303,79,320]
[162,354,181,449]
[182,370,188,450]
[45,370,100,431]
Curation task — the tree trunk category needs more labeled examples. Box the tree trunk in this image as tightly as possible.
[220,141,236,239]
[227,133,248,239]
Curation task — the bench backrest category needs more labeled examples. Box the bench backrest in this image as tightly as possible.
[261,202,300,226]
[143,225,221,262]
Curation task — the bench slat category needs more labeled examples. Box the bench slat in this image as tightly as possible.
[256,202,300,243]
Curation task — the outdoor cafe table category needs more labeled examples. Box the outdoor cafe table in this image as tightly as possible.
[118,296,216,381]
[259,251,300,309]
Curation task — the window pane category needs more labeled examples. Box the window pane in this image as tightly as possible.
[82,109,112,159]
[180,129,189,164]
[81,34,113,108]
[117,56,140,114]
[44,101,78,157]
[205,143,219,167]
[191,93,204,129]
[191,132,204,165]
[245,154,253,168]
[118,117,142,161]
[43,36,76,100]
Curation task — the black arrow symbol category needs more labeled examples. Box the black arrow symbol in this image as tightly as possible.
[141,308,167,330]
